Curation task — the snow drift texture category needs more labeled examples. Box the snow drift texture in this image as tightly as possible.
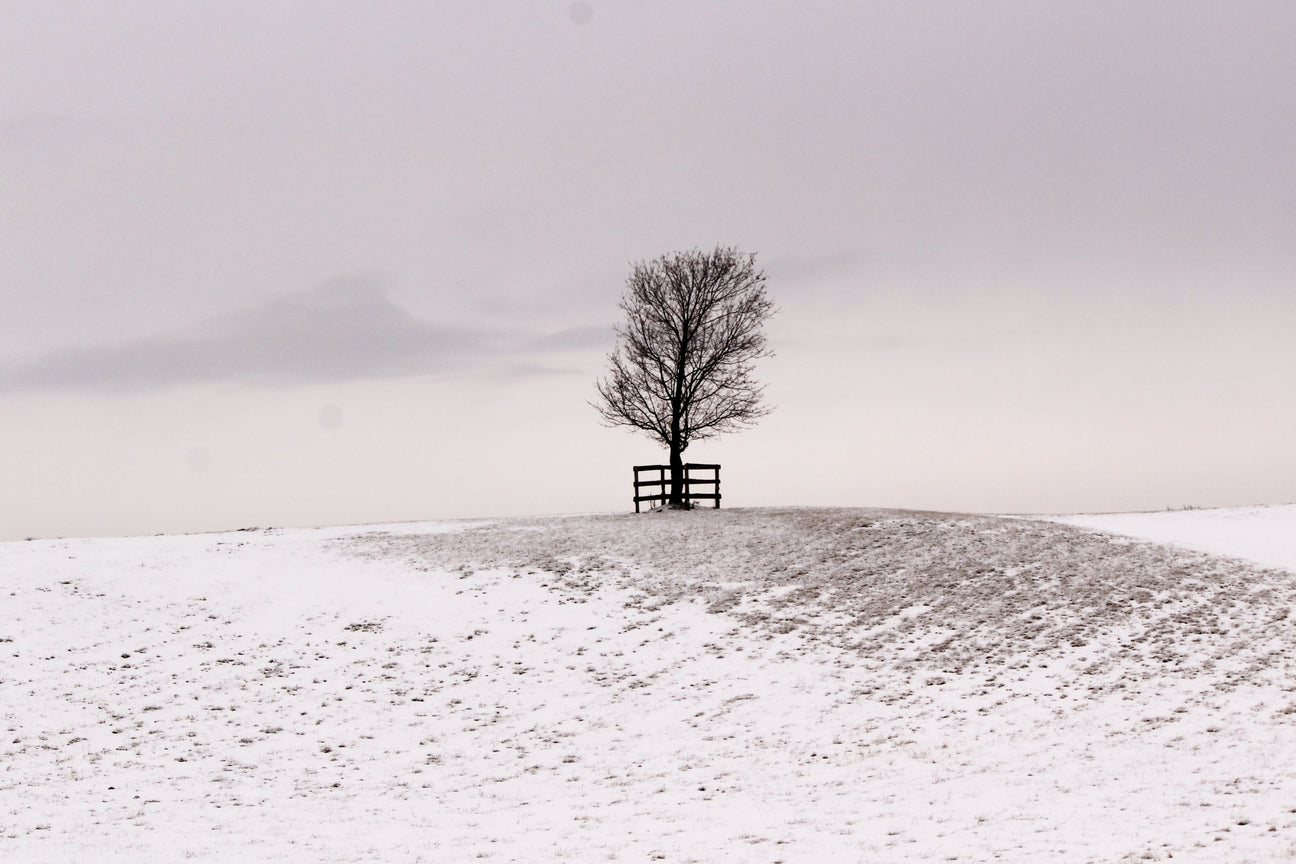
[3,506,1295,862]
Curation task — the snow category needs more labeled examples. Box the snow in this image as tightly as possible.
[3,507,1296,862]
[1043,503,1296,573]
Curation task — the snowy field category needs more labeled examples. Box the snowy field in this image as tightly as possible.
[1045,504,1296,574]
[3,505,1296,863]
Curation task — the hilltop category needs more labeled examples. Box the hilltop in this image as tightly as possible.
[2,507,1295,862]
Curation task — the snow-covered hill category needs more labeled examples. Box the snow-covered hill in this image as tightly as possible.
[3,507,1295,862]
[1044,503,1296,573]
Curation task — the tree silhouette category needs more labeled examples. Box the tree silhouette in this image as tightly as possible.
[594,246,775,508]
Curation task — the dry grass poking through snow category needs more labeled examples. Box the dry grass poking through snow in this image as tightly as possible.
[360,508,1295,690]
[3,508,1296,863]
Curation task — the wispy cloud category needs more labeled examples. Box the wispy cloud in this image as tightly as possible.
[764,250,862,286]
[525,325,613,352]
[0,112,85,153]
[0,279,598,393]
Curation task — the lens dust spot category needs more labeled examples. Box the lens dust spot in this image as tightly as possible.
[318,404,344,431]
[568,1,593,25]
[185,447,212,473]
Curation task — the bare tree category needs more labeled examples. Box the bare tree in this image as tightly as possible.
[594,246,775,508]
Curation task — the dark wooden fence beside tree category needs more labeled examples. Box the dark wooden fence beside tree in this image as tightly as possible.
[632,463,721,512]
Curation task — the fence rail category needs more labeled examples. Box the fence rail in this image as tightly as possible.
[632,463,721,512]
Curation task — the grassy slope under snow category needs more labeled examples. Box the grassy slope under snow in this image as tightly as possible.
[2,507,1295,862]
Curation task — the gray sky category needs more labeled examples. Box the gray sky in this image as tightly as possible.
[3,1,1295,540]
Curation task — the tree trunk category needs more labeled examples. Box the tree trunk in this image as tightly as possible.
[668,439,686,507]
[667,354,687,505]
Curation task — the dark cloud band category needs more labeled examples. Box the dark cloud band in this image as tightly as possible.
[0,279,596,393]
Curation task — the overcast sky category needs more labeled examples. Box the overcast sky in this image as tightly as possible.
[3,1,1295,540]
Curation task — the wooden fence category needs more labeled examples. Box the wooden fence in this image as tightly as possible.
[632,463,721,512]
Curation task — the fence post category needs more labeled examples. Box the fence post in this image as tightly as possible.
[631,463,721,511]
